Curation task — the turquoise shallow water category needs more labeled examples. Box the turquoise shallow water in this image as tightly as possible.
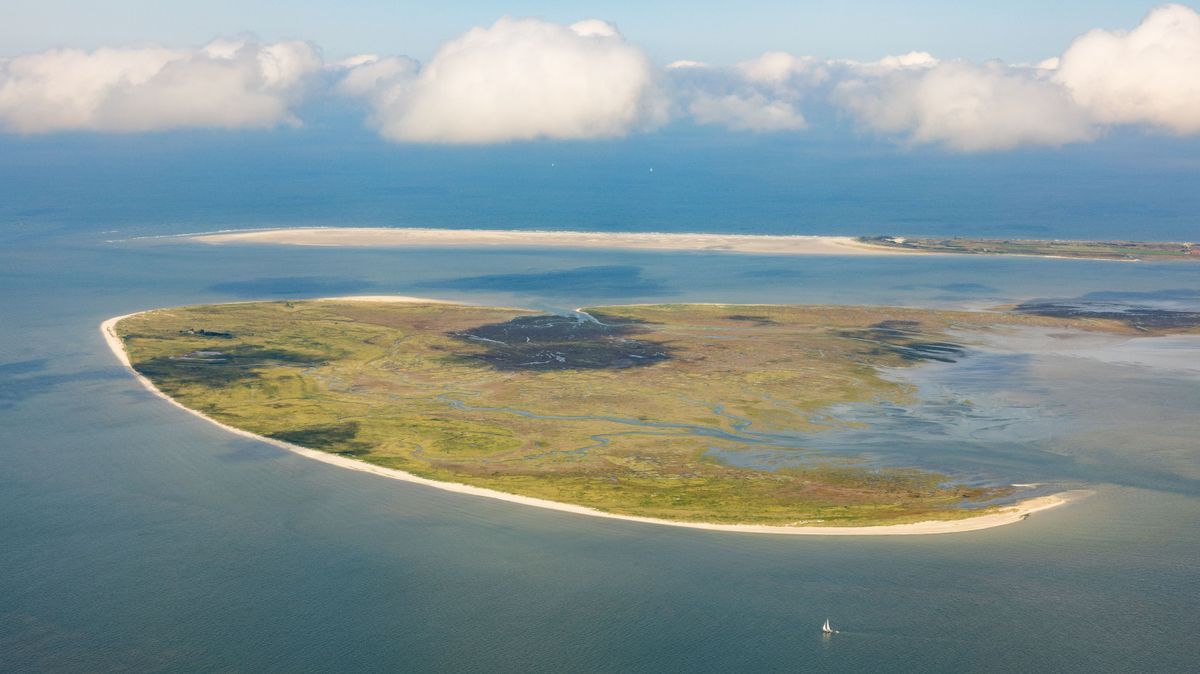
[2,133,1200,671]
[2,234,1199,672]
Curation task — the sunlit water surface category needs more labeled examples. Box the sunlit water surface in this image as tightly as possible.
[2,231,1198,672]
[2,134,1200,671]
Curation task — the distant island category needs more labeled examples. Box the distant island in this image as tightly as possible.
[181,227,1199,262]
[101,297,1200,534]
[857,235,1199,261]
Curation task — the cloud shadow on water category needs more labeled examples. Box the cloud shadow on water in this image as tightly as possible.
[415,265,674,298]
[207,276,377,297]
[892,282,1001,294]
[0,359,126,410]
[738,268,807,280]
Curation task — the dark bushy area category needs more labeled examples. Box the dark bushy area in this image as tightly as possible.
[450,314,674,371]
[841,320,966,363]
[1015,301,1200,331]
[267,422,372,456]
[132,345,324,387]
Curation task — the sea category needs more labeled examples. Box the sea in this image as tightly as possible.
[1,125,1198,672]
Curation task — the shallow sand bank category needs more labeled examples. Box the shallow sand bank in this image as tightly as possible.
[189,227,923,256]
[102,300,1079,536]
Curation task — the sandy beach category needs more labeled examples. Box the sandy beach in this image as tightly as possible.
[188,227,925,256]
[102,299,1078,536]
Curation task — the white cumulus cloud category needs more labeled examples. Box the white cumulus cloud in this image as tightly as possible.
[875,51,938,70]
[828,5,1200,150]
[665,60,708,70]
[688,92,807,131]
[0,38,321,133]
[3,6,1199,151]
[664,52,828,133]
[736,52,830,86]
[1055,3,1200,134]
[832,60,1095,151]
[341,17,665,143]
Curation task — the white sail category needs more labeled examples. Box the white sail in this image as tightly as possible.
[822,619,832,633]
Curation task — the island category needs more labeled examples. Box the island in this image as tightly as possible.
[103,298,1186,534]
[857,236,1199,261]
[181,227,1198,262]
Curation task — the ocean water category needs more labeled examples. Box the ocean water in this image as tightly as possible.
[4,124,1200,241]
[2,132,1200,672]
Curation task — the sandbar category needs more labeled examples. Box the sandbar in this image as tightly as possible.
[187,227,925,256]
[101,300,1080,536]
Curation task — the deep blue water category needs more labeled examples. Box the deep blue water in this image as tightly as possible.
[1,132,1199,672]
[3,124,1200,241]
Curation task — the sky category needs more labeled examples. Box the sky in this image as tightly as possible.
[3,0,1189,64]
[1,2,1199,154]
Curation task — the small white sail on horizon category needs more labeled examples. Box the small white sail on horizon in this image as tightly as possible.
[822,618,834,634]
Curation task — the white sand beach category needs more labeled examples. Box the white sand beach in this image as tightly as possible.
[101,300,1079,536]
[189,227,925,256]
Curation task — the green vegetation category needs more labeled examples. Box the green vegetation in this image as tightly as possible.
[859,235,1199,261]
[115,300,1143,526]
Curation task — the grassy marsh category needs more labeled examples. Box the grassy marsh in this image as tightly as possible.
[114,300,1153,525]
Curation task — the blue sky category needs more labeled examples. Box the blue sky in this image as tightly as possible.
[3,0,1190,63]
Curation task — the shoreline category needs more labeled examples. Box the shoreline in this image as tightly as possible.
[185,227,926,256]
[131,226,1165,262]
[101,298,1081,536]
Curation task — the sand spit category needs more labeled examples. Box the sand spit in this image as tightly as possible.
[188,227,925,256]
[101,301,1079,536]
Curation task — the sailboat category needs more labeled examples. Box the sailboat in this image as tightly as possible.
[822,618,836,635]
